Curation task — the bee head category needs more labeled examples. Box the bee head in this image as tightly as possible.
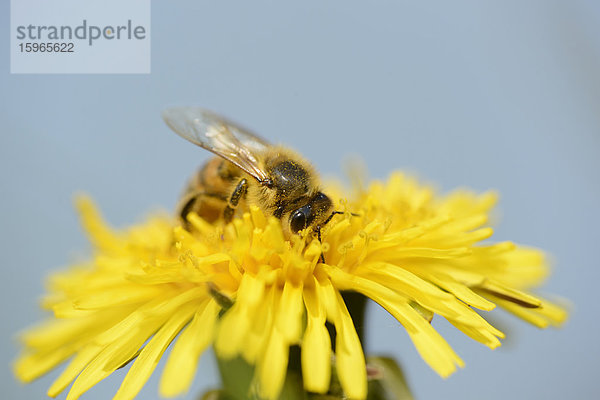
[288,192,334,235]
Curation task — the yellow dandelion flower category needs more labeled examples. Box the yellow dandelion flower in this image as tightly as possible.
[14,172,567,400]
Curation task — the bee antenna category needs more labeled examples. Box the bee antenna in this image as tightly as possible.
[322,211,340,226]
[207,282,234,310]
[324,210,360,226]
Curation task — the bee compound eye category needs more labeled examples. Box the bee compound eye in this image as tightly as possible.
[290,210,308,234]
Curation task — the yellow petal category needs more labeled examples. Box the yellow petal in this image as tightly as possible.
[276,281,304,343]
[374,246,472,260]
[416,270,496,311]
[331,288,367,400]
[485,293,568,328]
[47,344,103,397]
[488,295,550,328]
[159,300,220,397]
[416,227,494,248]
[317,283,367,399]
[215,274,265,358]
[15,344,78,384]
[15,306,135,385]
[536,297,569,326]
[113,302,199,400]
[325,266,464,378]
[476,280,541,308]
[95,287,204,347]
[301,283,331,393]
[257,327,288,400]
[361,262,453,300]
[449,320,502,349]
[241,286,278,364]
[71,284,163,310]
[66,322,163,400]
[75,195,123,253]
[365,266,503,337]
[66,290,204,400]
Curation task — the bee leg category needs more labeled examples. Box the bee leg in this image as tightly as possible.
[207,282,234,311]
[223,178,248,223]
[177,193,201,231]
[316,227,327,264]
[178,195,197,222]
[177,191,229,230]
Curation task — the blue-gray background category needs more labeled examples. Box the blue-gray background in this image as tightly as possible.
[2,1,599,399]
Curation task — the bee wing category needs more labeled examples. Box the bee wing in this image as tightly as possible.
[162,107,271,183]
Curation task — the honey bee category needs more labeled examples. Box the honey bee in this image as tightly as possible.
[162,107,337,239]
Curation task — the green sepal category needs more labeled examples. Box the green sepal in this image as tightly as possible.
[365,356,414,400]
